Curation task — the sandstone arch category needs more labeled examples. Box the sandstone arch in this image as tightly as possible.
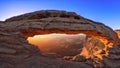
[0,10,120,68]
[5,10,119,45]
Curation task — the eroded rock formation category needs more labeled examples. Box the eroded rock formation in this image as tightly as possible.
[0,10,120,68]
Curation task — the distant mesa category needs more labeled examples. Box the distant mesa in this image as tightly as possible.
[0,21,3,23]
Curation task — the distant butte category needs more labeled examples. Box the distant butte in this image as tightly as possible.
[115,30,120,39]
[0,10,120,68]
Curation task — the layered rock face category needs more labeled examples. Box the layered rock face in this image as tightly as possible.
[0,10,120,68]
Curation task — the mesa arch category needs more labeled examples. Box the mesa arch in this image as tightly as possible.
[7,16,119,44]
[4,10,120,58]
[5,10,119,45]
[0,10,119,67]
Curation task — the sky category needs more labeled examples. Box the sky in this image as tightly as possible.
[0,0,120,29]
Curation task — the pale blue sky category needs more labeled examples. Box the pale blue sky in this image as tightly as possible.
[0,0,120,29]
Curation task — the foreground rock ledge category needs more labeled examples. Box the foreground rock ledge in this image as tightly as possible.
[0,10,120,68]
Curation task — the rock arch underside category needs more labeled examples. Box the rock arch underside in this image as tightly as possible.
[0,10,120,68]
